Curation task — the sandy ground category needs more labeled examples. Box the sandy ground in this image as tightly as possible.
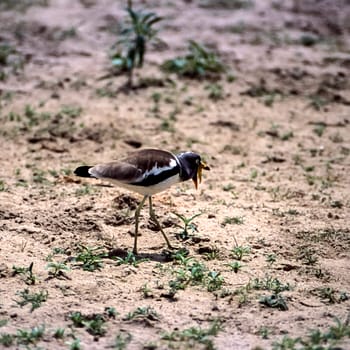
[0,0,350,349]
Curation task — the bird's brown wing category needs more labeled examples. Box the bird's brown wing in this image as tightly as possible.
[89,149,177,184]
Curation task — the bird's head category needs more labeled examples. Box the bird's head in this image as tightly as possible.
[176,152,210,189]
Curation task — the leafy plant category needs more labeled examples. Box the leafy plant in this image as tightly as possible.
[73,245,107,271]
[125,306,159,322]
[206,271,224,292]
[0,333,14,347]
[227,261,243,273]
[222,216,244,226]
[53,327,65,339]
[252,276,291,294]
[115,251,148,267]
[231,246,250,260]
[161,40,226,79]
[16,325,45,345]
[259,294,288,311]
[15,289,48,312]
[69,312,107,337]
[173,212,202,240]
[111,1,162,87]
[46,261,70,278]
[205,83,224,100]
[12,262,37,285]
[113,332,132,350]
[273,317,350,350]
[162,319,223,349]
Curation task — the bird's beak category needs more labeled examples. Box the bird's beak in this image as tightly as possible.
[193,161,210,189]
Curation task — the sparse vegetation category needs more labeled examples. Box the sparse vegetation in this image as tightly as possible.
[111,2,162,87]
[72,245,107,271]
[15,289,48,312]
[162,41,226,79]
[1,1,349,349]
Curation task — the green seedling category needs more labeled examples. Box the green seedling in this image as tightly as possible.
[113,332,132,350]
[205,83,224,100]
[73,245,107,271]
[69,312,107,336]
[46,261,70,278]
[273,317,350,350]
[16,325,45,345]
[115,251,149,267]
[171,248,192,265]
[105,306,118,318]
[173,212,202,240]
[53,327,65,339]
[206,271,224,292]
[69,338,82,350]
[259,294,288,311]
[125,306,159,322]
[162,319,223,349]
[266,253,277,264]
[0,333,14,347]
[231,246,250,260]
[161,40,226,79]
[223,216,244,226]
[0,180,6,191]
[12,262,37,285]
[227,261,243,273]
[252,275,291,294]
[15,289,48,312]
[111,2,162,87]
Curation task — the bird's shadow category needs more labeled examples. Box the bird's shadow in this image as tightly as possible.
[107,247,172,263]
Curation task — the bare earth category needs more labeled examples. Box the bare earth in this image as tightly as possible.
[1,0,350,349]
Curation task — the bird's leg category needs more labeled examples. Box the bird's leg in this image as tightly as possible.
[133,195,148,255]
[148,196,173,249]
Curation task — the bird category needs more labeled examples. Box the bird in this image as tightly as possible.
[74,148,210,254]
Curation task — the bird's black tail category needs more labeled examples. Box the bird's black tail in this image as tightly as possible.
[74,166,93,178]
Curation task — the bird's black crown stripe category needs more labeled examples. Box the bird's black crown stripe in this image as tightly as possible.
[74,166,93,178]
[131,164,180,187]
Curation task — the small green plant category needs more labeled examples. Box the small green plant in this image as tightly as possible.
[0,180,6,191]
[313,123,326,137]
[205,83,224,100]
[53,327,65,339]
[125,306,159,322]
[69,311,107,336]
[0,333,14,347]
[115,251,148,267]
[139,284,153,298]
[12,262,37,285]
[266,253,277,265]
[75,183,95,196]
[312,287,349,304]
[222,216,244,226]
[173,212,202,240]
[252,275,291,294]
[111,2,162,87]
[227,261,243,273]
[15,289,48,312]
[259,294,288,311]
[162,319,223,349]
[16,325,45,345]
[161,40,226,79]
[206,271,224,292]
[69,338,82,350]
[113,332,132,350]
[46,261,70,278]
[272,317,350,350]
[105,306,118,318]
[73,245,107,271]
[231,246,250,260]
